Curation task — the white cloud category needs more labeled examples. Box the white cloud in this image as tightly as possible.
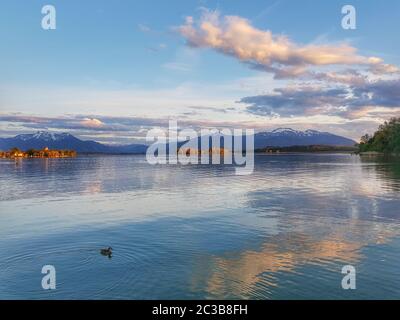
[138,24,151,33]
[178,9,398,79]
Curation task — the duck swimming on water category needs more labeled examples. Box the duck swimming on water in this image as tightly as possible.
[100,247,113,258]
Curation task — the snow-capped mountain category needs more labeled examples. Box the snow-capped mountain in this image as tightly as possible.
[16,131,74,142]
[268,128,323,136]
[173,127,356,151]
[0,131,147,153]
[254,128,356,148]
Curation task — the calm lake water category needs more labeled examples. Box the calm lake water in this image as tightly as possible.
[0,154,399,299]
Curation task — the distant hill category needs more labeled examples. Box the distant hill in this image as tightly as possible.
[253,128,356,148]
[175,128,356,151]
[0,131,147,154]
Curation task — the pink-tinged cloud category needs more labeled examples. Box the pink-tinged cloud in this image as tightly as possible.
[178,10,397,78]
[80,118,105,128]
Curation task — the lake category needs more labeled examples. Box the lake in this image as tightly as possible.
[0,154,399,299]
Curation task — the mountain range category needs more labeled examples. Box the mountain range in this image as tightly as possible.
[0,129,356,153]
[0,131,147,154]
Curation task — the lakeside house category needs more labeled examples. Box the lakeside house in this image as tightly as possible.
[0,147,77,159]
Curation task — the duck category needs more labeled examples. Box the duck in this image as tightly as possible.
[100,247,113,257]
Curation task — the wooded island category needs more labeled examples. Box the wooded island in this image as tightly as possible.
[0,147,76,158]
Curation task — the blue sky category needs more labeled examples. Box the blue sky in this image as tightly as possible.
[1,0,399,143]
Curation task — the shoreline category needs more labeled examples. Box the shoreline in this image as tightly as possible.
[358,151,400,157]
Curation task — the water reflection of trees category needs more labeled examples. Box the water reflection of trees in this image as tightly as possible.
[360,155,400,192]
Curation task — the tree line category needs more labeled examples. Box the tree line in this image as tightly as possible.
[359,117,400,154]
